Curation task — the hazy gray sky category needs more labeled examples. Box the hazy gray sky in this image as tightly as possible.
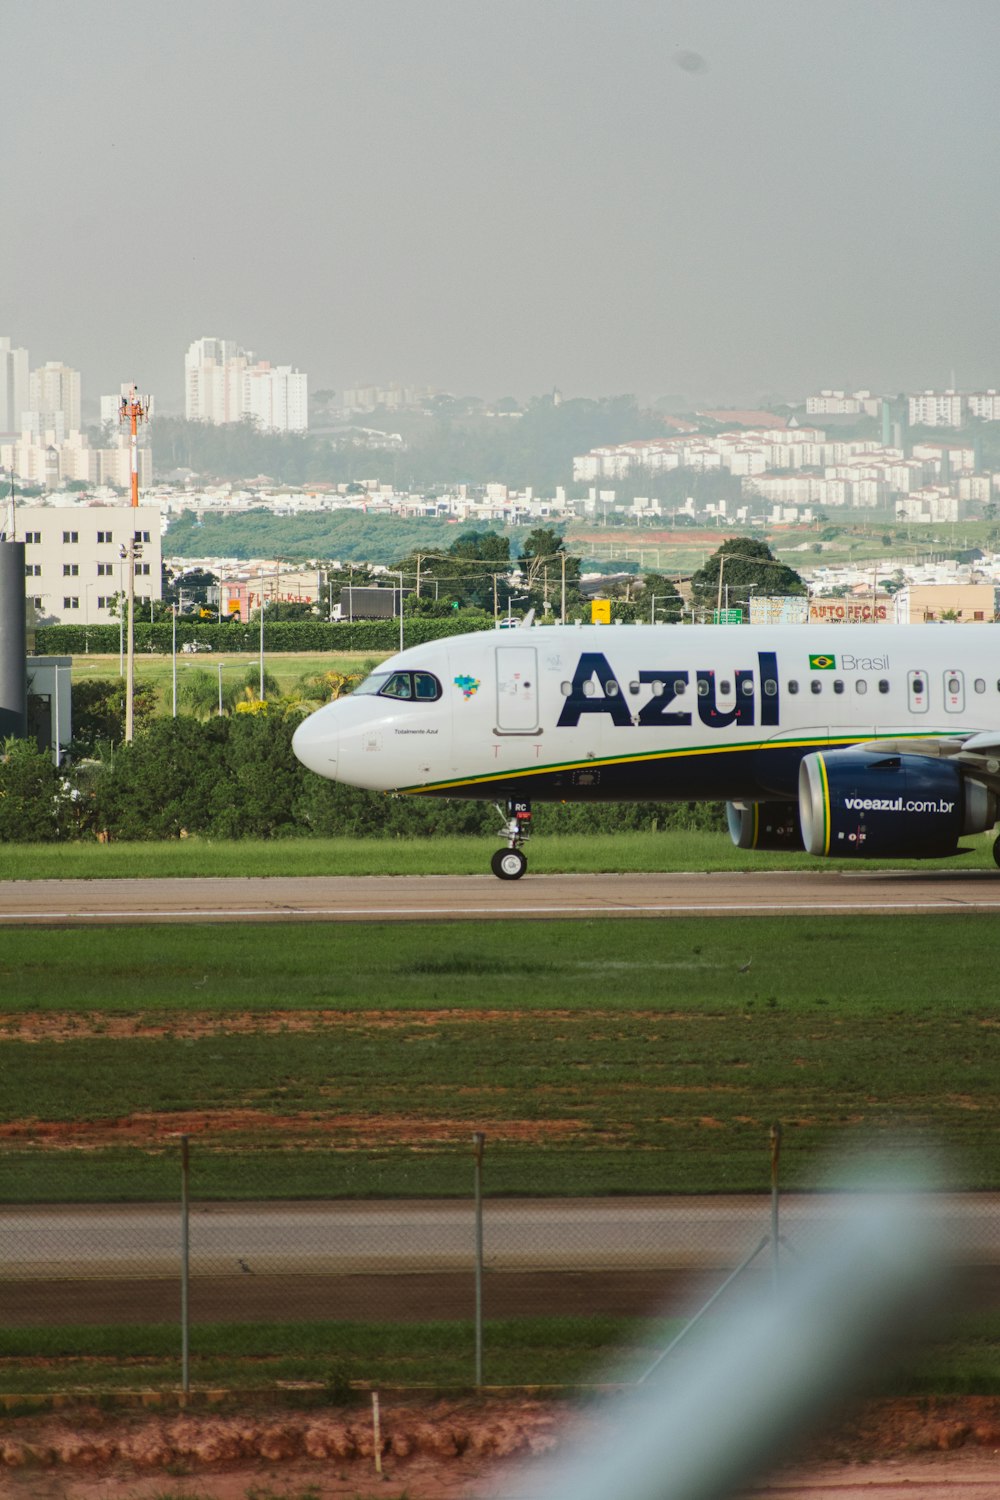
[5,0,1000,411]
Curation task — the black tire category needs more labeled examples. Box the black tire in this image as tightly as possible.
[491,847,527,880]
[993,834,1000,870]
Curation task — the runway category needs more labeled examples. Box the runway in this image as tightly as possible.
[2,869,1000,923]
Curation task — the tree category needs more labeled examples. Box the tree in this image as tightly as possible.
[640,572,685,622]
[0,740,72,842]
[689,539,806,612]
[71,678,157,752]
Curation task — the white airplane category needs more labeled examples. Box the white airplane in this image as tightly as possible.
[292,621,1000,878]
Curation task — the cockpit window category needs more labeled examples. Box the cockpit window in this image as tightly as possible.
[352,672,391,696]
[379,672,414,700]
[354,669,444,703]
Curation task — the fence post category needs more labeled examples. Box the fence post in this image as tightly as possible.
[180,1134,190,1397]
[770,1121,782,1294]
[473,1131,485,1388]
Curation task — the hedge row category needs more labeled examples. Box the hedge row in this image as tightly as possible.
[34,616,497,656]
[0,718,725,843]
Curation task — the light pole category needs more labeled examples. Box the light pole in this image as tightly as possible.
[171,605,178,718]
[217,662,225,717]
[397,570,405,652]
[259,567,266,701]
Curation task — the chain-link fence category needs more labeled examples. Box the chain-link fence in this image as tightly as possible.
[3,1130,997,1395]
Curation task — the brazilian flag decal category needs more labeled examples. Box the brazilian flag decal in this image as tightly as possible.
[809,653,836,670]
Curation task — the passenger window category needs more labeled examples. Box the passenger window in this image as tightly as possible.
[379,672,413,700]
[763,679,777,697]
[674,679,686,695]
[605,680,620,697]
[912,678,925,695]
[650,680,664,697]
[583,680,596,697]
[947,676,961,695]
[975,679,986,694]
[741,679,754,695]
[414,672,442,701]
[560,681,572,696]
[629,681,640,695]
[719,680,731,695]
[788,680,799,694]
[878,680,890,694]
[856,679,868,695]
[810,680,822,694]
[697,680,709,697]
[833,680,844,694]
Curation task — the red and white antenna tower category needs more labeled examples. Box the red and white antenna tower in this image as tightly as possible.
[118,385,151,742]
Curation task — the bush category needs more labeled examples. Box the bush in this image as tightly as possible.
[35,616,498,656]
[0,741,73,842]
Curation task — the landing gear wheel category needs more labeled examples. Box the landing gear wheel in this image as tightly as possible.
[993,834,1000,870]
[491,848,527,880]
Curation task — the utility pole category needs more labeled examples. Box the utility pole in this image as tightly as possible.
[118,384,150,743]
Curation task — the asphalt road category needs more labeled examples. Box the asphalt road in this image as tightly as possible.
[4,1194,998,1279]
[3,869,1000,923]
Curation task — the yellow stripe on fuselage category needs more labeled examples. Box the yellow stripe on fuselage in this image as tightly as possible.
[396,729,965,796]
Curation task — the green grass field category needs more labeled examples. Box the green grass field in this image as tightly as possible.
[3,827,999,879]
[68,650,391,714]
[2,913,998,1201]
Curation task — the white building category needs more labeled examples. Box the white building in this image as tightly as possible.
[805,389,881,416]
[908,390,964,428]
[27,361,81,435]
[0,429,152,490]
[185,337,308,431]
[243,362,308,433]
[15,503,162,625]
[965,390,1000,421]
[0,336,30,435]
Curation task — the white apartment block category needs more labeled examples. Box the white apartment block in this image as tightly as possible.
[27,361,81,434]
[14,504,162,625]
[0,336,30,435]
[908,390,963,428]
[806,389,881,416]
[895,488,959,524]
[244,363,308,432]
[0,430,151,490]
[967,391,1000,421]
[185,337,308,431]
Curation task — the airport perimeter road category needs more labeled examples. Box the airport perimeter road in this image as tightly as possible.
[3,869,1000,923]
[4,1194,999,1280]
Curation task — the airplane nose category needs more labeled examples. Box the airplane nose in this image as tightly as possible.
[292,708,339,778]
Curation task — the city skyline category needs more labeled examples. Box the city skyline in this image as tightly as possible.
[4,1,1000,408]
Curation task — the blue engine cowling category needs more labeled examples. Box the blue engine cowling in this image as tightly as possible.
[727,800,804,851]
[798,749,996,859]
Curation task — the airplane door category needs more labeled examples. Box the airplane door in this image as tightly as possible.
[907,670,929,714]
[943,669,965,714]
[495,646,540,733]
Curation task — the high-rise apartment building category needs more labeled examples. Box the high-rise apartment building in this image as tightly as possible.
[28,361,81,434]
[908,390,964,428]
[184,337,308,431]
[0,336,30,435]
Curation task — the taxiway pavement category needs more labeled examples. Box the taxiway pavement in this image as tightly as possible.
[2,869,1000,924]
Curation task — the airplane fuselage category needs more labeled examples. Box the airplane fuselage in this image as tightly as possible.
[292,623,997,805]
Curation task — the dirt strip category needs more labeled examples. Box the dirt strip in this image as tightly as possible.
[4,1397,1000,1499]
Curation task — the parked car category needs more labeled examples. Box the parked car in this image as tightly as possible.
[181,641,214,654]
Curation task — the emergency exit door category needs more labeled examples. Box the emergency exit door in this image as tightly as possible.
[495,646,540,733]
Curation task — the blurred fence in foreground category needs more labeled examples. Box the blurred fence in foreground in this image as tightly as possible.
[2,1130,997,1393]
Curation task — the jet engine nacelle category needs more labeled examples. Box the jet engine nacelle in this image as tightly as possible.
[727,800,804,851]
[798,749,996,859]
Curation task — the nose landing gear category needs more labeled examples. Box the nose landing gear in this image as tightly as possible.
[491,799,532,879]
